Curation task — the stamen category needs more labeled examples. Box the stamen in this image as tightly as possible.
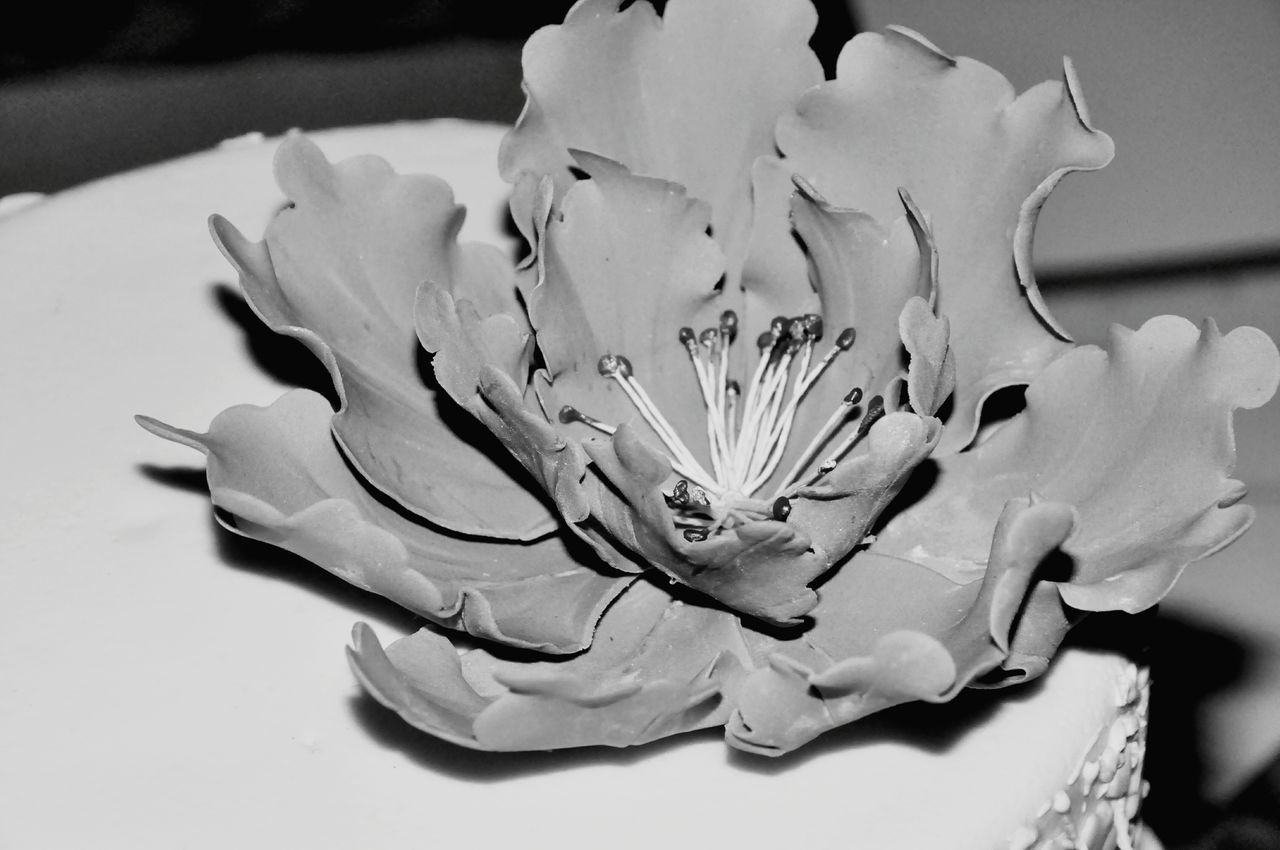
[801,394,886,487]
[776,386,862,493]
[597,353,721,493]
[575,308,866,537]
[559,405,615,434]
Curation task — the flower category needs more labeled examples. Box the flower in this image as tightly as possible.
[140,0,1278,756]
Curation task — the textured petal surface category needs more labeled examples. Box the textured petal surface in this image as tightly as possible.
[875,317,1280,611]
[727,499,1076,754]
[501,0,822,288]
[212,135,555,539]
[531,154,725,463]
[348,579,752,750]
[778,28,1115,453]
[138,390,630,653]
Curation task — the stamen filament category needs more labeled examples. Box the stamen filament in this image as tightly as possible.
[776,387,863,493]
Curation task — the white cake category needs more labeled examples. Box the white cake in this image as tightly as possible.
[0,121,1163,849]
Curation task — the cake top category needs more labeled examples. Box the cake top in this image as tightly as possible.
[140,0,1279,756]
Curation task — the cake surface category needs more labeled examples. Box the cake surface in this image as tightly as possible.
[0,121,1163,849]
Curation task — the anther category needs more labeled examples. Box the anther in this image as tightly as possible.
[835,327,857,350]
[719,310,738,341]
[597,353,632,377]
[843,387,863,406]
[699,327,719,349]
[802,314,824,341]
[772,496,792,521]
[856,395,885,437]
[756,331,774,351]
[678,326,697,348]
[770,316,788,336]
[726,379,741,396]
[683,528,710,543]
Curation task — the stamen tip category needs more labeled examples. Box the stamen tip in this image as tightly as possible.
[803,314,824,341]
[678,326,696,346]
[719,310,738,340]
[843,387,863,406]
[683,528,709,543]
[836,327,857,350]
[772,496,792,521]
[558,405,582,424]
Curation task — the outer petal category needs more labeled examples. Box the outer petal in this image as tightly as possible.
[531,154,726,465]
[501,0,822,287]
[211,134,556,540]
[727,499,1076,755]
[137,390,631,654]
[778,28,1115,453]
[348,579,753,750]
[875,317,1280,612]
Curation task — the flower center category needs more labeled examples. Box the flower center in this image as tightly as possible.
[560,310,883,538]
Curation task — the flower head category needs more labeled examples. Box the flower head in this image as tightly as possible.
[141,0,1278,755]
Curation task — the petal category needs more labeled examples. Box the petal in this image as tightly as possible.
[501,0,822,284]
[582,423,828,624]
[778,28,1115,453]
[347,579,753,750]
[788,411,943,565]
[137,390,631,654]
[415,287,594,524]
[899,296,956,417]
[212,134,556,539]
[770,180,939,489]
[875,316,1280,612]
[532,154,726,465]
[727,498,1076,754]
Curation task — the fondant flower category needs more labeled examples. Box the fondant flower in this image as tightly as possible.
[140,0,1278,755]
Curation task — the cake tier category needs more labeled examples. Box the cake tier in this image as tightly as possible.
[0,121,1155,849]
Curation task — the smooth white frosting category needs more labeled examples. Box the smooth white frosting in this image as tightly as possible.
[0,121,1145,849]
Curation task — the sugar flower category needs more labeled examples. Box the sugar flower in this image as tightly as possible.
[141,0,1278,754]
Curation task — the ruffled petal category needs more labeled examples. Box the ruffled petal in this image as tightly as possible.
[531,154,726,465]
[212,134,556,540]
[875,316,1280,611]
[348,579,752,750]
[582,423,828,624]
[137,390,630,653]
[501,0,822,286]
[727,498,1076,755]
[777,27,1115,453]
